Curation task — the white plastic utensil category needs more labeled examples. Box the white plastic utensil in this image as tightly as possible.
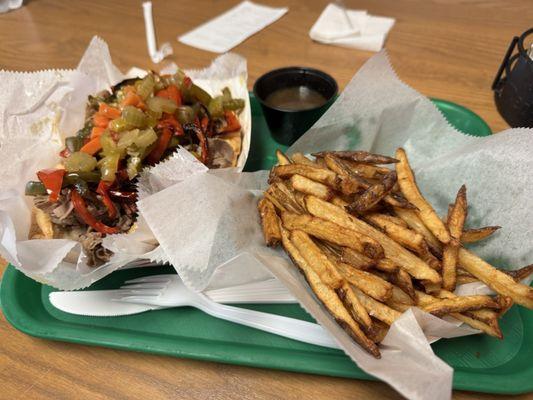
[116,275,340,349]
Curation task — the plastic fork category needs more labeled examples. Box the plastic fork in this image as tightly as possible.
[115,274,339,349]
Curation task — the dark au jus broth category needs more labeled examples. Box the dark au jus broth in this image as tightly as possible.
[264,86,328,111]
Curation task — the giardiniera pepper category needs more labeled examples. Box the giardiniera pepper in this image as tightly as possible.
[70,189,119,234]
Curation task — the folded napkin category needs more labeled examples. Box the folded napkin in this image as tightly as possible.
[309,3,395,52]
[0,0,23,13]
[179,1,288,53]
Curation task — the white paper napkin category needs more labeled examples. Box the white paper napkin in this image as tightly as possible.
[178,1,288,53]
[309,3,395,52]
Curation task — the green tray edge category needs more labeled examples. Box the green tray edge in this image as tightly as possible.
[5,99,532,395]
[2,264,533,395]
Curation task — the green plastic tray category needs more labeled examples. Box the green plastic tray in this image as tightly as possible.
[3,97,532,395]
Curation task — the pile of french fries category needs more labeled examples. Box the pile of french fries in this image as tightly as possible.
[258,148,533,358]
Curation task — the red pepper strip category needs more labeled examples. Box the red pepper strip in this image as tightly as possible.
[194,119,209,164]
[146,128,172,164]
[158,114,184,136]
[70,189,119,235]
[224,110,241,132]
[156,85,182,106]
[37,169,65,202]
[200,116,209,132]
[109,189,137,201]
[96,181,118,219]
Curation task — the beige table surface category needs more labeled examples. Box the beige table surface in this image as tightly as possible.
[1,0,532,399]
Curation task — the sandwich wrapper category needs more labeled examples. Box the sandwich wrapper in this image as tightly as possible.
[0,36,252,290]
[135,52,531,400]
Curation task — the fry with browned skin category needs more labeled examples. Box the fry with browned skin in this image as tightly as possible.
[271,164,337,186]
[458,248,533,309]
[363,213,426,254]
[393,207,443,256]
[312,150,398,165]
[257,198,282,247]
[505,264,533,282]
[336,261,393,302]
[451,312,503,339]
[461,226,501,243]
[340,247,376,270]
[346,171,397,214]
[395,148,451,244]
[352,287,402,325]
[290,230,344,290]
[290,174,334,200]
[282,212,384,259]
[375,258,399,273]
[421,294,500,317]
[339,159,391,179]
[391,268,416,300]
[279,224,380,357]
[276,149,291,165]
[336,281,374,333]
[290,152,315,166]
[442,185,467,291]
[305,196,441,283]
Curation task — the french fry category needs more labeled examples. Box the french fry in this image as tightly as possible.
[456,275,479,285]
[279,224,380,357]
[442,185,467,291]
[450,312,503,339]
[393,207,443,256]
[305,196,441,283]
[371,213,408,228]
[346,171,397,214]
[420,294,500,317]
[265,183,303,214]
[291,152,315,166]
[336,261,393,302]
[461,226,501,243]
[368,320,389,343]
[338,159,390,179]
[353,287,402,325]
[276,149,291,165]
[363,213,426,253]
[375,258,398,273]
[312,150,398,165]
[458,248,533,309]
[281,212,384,259]
[290,230,344,289]
[257,198,282,247]
[325,155,413,208]
[505,264,533,282]
[33,207,54,239]
[391,268,415,300]
[290,174,333,200]
[395,148,451,244]
[337,281,374,332]
[340,247,376,270]
[271,164,337,187]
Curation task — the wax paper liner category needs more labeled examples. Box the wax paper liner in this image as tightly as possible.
[0,36,251,289]
[137,51,532,400]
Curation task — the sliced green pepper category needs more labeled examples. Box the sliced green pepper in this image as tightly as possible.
[25,181,47,196]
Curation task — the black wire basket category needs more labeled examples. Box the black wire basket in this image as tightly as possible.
[492,28,533,128]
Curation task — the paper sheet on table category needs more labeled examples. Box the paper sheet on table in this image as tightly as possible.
[178,1,288,53]
[0,36,252,290]
[309,4,395,52]
[137,51,532,400]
